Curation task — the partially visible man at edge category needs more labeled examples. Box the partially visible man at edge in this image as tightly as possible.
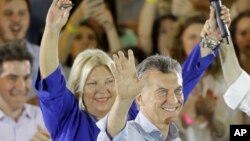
[0,0,40,99]
[0,42,50,141]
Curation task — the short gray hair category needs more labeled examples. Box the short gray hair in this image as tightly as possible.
[136,54,182,78]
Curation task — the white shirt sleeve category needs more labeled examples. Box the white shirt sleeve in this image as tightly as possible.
[223,70,250,116]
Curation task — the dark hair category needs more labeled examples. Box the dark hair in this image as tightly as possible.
[230,10,250,59]
[152,14,177,55]
[136,55,182,78]
[2,0,31,15]
[0,42,33,74]
[24,0,31,13]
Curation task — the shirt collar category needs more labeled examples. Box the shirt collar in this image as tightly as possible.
[166,122,179,141]
[135,111,179,140]
[135,111,159,133]
[0,110,5,120]
[23,104,33,119]
[0,104,33,121]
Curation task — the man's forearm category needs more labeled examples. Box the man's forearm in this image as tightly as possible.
[40,27,60,79]
[107,97,133,137]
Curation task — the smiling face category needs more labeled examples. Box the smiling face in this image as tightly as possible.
[0,60,31,112]
[137,70,183,127]
[0,0,30,43]
[83,66,116,119]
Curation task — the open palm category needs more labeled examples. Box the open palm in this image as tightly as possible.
[111,50,144,100]
[46,0,72,31]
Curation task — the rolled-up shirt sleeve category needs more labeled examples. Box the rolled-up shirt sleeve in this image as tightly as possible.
[33,66,79,138]
[223,70,250,116]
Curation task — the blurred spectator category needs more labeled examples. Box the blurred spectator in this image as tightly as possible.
[169,12,207,63]
[151,14,177,55]
[0,0,40,98]
[58,0,123,79]
[156,0,172,16]
[230,10,250,74]
[172,0,234,17]
[0,42,50,141]
[60,20,100,79]
[230,0,250,19]
[172,0,207,17]
[138,0,177,56]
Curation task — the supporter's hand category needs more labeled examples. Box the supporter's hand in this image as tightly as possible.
[68,0,85,22]
[91,6,115,32]
[172,0,194,17]
[111,50,144,101]
[30,125,51,141]
[82,0,104,20]
[45,0,72,32]
[157,0,171,16]
[200,6,231,41]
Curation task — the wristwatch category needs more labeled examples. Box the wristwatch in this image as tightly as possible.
[200,36,220,50]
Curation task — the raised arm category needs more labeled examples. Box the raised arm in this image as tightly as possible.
[138,0,157,56]
[200,6,231,57]
[40,0,72,78]
[182,5,231,101]
[91,3,122,54]
[58,0,101,64]
[219,33,250,105]
[220,39,250,115]
[219,40,242,86]
[58,0,85,64]
[107,51,143,137]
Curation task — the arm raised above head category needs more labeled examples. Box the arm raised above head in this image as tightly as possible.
[138,0,157,56]
[40,0,72,79]
[200,5,231,57]
[182,5,231,101]
[91,4,122,54]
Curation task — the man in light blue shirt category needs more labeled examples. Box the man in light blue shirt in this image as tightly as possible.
[97,52,183,141]
[97,6,231,141]
[98,111,180,141]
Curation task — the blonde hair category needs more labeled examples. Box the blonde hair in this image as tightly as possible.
[67,49,113,111]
